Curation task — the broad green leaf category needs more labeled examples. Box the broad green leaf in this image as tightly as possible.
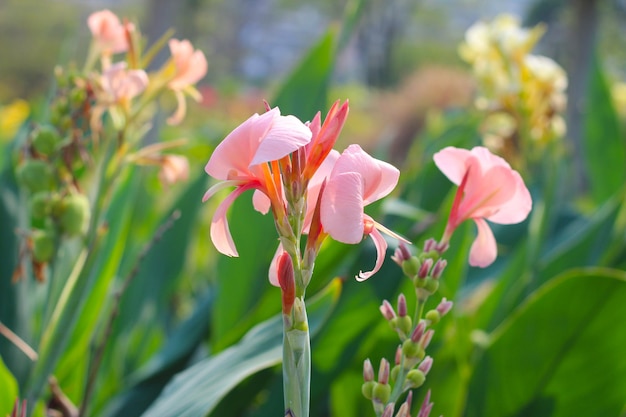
[582,52,625,204]
[272,29,336,119]
[142,279,342,417]
[0,356,19,416]
[466,268,626,417]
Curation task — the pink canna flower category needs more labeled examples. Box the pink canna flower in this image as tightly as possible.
[87,10,131,55]
[99,62,148,106]
[434,146,532,267]
[166,39,208,125]
[203,107,312,257]
[159,154,189,186]
[320,144,403,280]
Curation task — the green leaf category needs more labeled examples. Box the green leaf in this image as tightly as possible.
[466,268,626,417]
[0,355,19,416]
[141,279,342,417]
[272,29,336,119]
[582,52,626,203]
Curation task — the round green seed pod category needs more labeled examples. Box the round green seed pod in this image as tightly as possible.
[372,382,391,404]
[30,192,52,219]
[16,160,54,193]
[32,230,55,262]
[390,365,400,383]
[425,309,441,325]
[32,125,62,156]
[406,369,426,388]
[361,381,376,400]
[58,193,90,236]
[402,339,420,359]
[401,256,421,277]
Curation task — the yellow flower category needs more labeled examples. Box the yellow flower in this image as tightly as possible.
[0,99,30,142]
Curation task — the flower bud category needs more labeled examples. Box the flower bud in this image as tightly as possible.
[410,320,426,343]
[363,358,375,382]
[378,358,390,384]
[16,160,54,193]
[423,238,437,252]
[419,329,434,350]
[391,242,411,265]
[277,252,295,315]
[381,404,394,417]
[431,259,447,279]
[380,300,396,321]
[436,297,454,316]
[397,294,408,317]
[58,193,90,236]
[417,258,433,279]
[418,356,433,375]
[32,125,62,156]
[32,229,55,262]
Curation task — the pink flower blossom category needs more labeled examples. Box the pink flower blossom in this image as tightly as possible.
[320,144,402,280]
[159,155,189,186]
[87,10,131,55]
[166,39,208,125]
[100,62,148,105]
[434,146,532,267]
[203,107,311,256]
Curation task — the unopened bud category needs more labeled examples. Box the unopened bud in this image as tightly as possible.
[395,345,402,365]
[380,300,396,321]
[436,297,453,316]
[419,329,434,350]
[363,359,375,382]
[397,294,407,317]
[417,258,433,279]
[410,320,426,343]
[431,259,447,279]
[58,193,90,236]
[277,252,295,315]
[418,356,433,375]
[378,358,390,384]
[392,243,411,265]
[395,402,410,417]
[423,238,437,252]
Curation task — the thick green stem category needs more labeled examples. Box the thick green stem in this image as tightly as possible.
[282,297,311,417]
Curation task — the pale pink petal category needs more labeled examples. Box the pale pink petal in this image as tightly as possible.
[205,110,276,179]
[471,146,511,170]
[306,111,322,140]
[469,218,498,267]
[331,145,399,205]
[168,39,208,90]
[320,171,364,244]
[210,185,252,257]
[487,170,532,224]
[88,10,129,54]
[303,149,339,232]
[356,224,387,281]
[252,189,271,214]
[250,114,312,166]
[433,147,473,185]
[460,162,517,219]
[268,244,284,287]
[202,179,244,202]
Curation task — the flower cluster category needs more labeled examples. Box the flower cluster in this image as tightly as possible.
[203,100,405,299]
[13,9,206,281]
[459,14,567,158]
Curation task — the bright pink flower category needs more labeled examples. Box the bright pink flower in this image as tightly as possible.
[166,39,208,125]
[203,107,311,256]
[434,146,532,267]
[320,144,402,280]
[87,10,131,54]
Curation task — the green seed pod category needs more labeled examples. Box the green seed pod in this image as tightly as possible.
[70,87,87,107]
[401,256,421,278]
[372,382,391,404]
[424,278,439,294]
[361,381,376,400]
[30,192,52,219]
[425,309,441,325]
[402,339,420,359]
[16,160,54,193]
[406,369,426,389]
[32,125,62,156]
[32,230,55,262]
[396,315,412,336]
[58,193,90,236]
[390,365,400,383]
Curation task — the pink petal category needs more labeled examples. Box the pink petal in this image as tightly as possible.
[268,244,284,287]
[168,39,208,90]
[252,189,271,214]
[356,224,388,281]
[205,110,276,179]
[332,145,399,205]
[487,170,532,224]
[249,114,312,166]
[460,162,517,220]
[166,90,187,125]
[320,171,364,244]
[303,149,339,232]
[433,147,473,185]
[201,179,245,202]
[210,185,252,257]
[469,218,498,267]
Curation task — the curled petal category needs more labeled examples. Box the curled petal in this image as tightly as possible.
[252,189,271,214]
[433,146,473,185]
[250,114,312,167]
[167,90,187,125]
[268,244,284,287]
[320,171,364,244]
[356,224,388,281]
[210,185,254,257]
[469,218,497,267]
[202,179,245,202]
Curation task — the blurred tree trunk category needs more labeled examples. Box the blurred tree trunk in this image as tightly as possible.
[565,0,599,192]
